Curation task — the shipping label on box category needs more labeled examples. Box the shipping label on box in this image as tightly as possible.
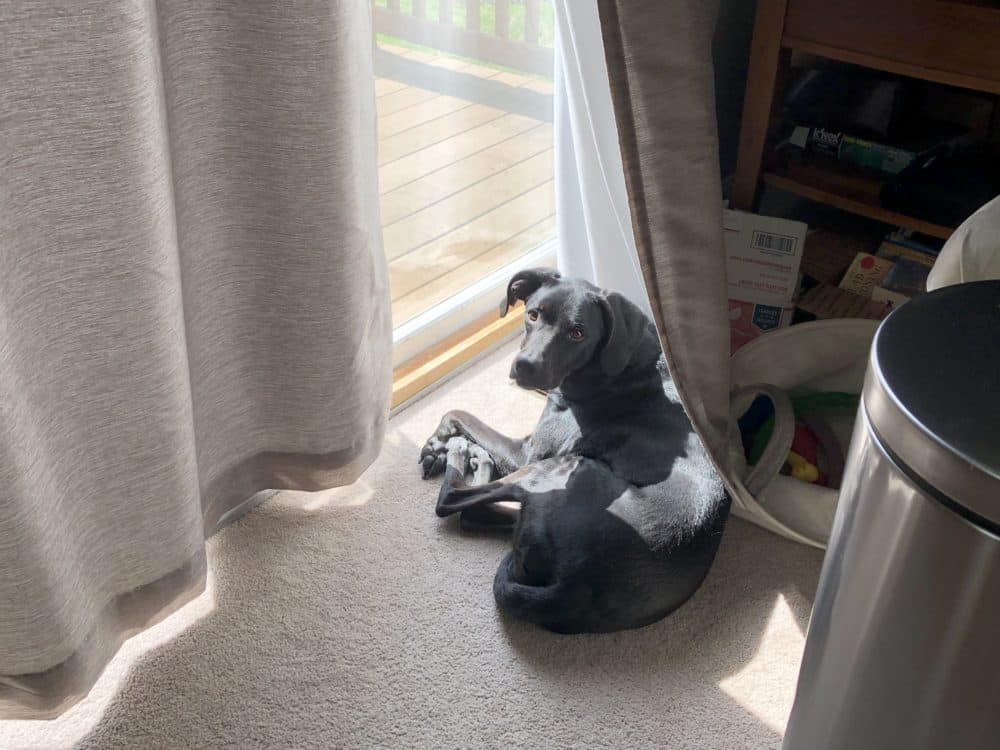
[724,209,807,307]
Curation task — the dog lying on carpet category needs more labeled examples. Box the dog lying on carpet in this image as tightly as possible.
[419,269,729,633]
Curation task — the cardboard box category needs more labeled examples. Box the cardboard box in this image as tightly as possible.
[724,210,806,352]
[871,286,910,309]
[828,249,931,314]
[798,283,890,321]
[724,209,807,308]
[800,229,869,285]
[729,299,794,353]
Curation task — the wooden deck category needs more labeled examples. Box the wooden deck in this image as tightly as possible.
[376,43,555,326]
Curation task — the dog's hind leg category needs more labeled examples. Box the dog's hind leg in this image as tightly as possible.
[492,551,592,633]
[459,443,521,531]
[435,455,579,518]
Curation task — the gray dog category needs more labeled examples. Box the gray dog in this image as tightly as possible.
[420,268,729,633]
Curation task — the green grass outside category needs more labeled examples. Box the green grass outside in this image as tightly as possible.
[374,0,556,77]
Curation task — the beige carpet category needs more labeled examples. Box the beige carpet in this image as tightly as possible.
[1,344,824,750]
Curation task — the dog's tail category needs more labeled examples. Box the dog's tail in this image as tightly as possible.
[492,552,589,634]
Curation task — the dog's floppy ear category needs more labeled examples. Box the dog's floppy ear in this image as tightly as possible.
[597,292,661,376]
[499,268,561,317]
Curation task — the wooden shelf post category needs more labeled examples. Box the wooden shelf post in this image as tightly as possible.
[732,0,790,210]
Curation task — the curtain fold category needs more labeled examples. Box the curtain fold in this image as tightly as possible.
[0,0,390,718]
[596,0,731,465]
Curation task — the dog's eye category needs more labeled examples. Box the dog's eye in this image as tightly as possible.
[527,310,539,322]
[568,326,585,341]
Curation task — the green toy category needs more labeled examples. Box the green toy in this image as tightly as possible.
[747,392,859,488]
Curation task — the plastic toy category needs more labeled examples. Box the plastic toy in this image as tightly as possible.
[786,423,824,484]
[743,391,859,489]
[786,451,820,483]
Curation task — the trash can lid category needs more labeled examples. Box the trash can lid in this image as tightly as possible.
[866,280,1000,529]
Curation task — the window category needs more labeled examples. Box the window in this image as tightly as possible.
[372,1,557,371]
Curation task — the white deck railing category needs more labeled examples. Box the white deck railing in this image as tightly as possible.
[374,0,554,77]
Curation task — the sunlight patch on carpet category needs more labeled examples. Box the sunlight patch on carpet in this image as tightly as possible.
[274,478,376,512]
[718,594,806,734]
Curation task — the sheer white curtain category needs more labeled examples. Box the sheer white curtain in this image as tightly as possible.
[552,0,650,316]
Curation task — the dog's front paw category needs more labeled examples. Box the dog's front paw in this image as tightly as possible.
[418,414,462,479]
[419,435,448,479]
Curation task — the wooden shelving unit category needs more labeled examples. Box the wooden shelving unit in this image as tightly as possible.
[761,161,954,239]
[733,0,1000,233]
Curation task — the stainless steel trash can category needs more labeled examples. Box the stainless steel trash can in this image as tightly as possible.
[783,281,1000,750]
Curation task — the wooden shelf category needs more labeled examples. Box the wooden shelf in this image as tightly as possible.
[761,159,955,239]
[781,35,1000,96]
[733,0,1000,217]
[782,0,1000,96]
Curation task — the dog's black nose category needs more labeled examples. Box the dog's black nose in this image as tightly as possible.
[512,356,536,379]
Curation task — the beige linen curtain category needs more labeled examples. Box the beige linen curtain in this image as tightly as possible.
[1,0,390,718]
[596,0,731,467]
